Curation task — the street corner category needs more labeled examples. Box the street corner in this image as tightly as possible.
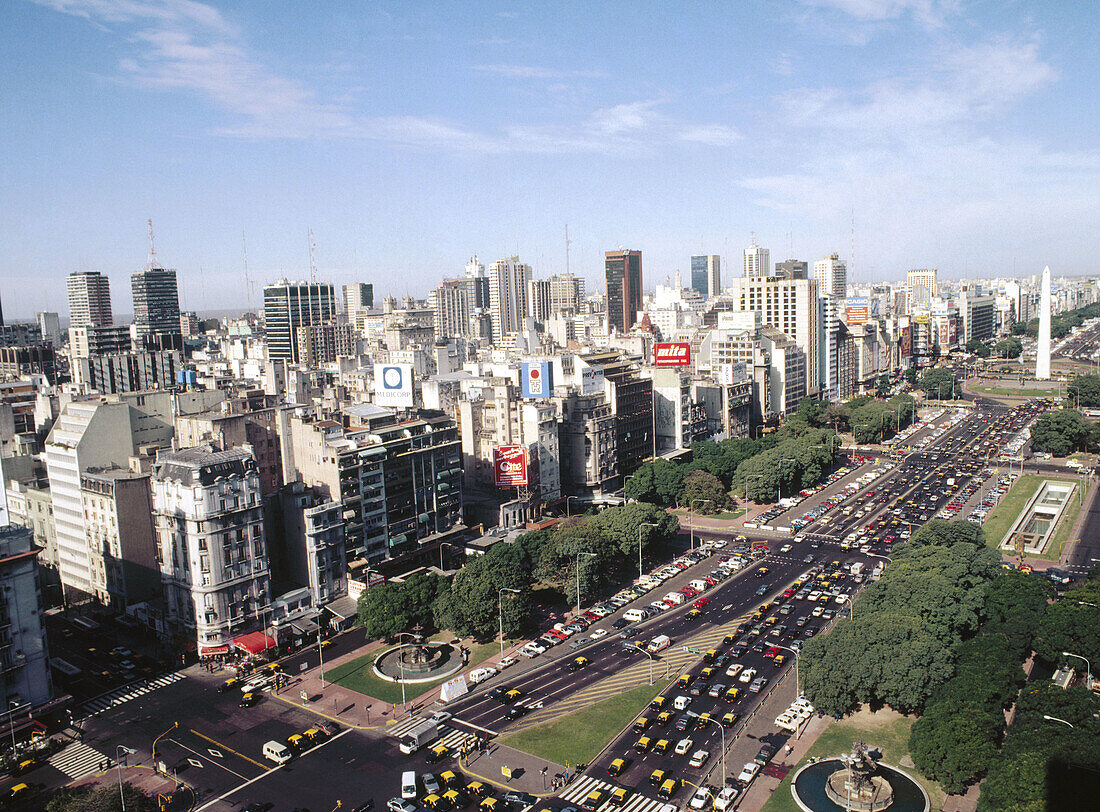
[461,741,567,797]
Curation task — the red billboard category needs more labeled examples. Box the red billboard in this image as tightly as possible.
[654,342,691,367]
[494,445,528,487]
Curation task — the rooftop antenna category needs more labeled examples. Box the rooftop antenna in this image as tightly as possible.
[243,231,254,313]
[850,208,856,283]
[146,218,158,269]
[750,230,756,247]
[565,224,571,276]
[308,228,318,283]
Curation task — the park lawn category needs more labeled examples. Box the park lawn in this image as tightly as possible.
[1045,481,1086,561]
[760,708,946,812]
[980,474,1044,548]
[323,637,503,705]
[971,383,1061,398]
[714,508,748,520]
[499,679,672,767]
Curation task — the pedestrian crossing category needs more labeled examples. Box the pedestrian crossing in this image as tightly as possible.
[557,775,668,812]
[386,717,472,751]
[76,672,187,718]
[48,741,108,780]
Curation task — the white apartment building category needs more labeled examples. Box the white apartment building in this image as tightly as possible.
[744,243,770,278]
[151,446,271,655]
[906,269,937,314]
[44,399,136,600]
[814,253,847,299]
[487,256,532,342]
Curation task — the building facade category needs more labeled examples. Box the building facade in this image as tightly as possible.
[263,281,336,364]
[0,525,53,713]
[67,271,113,328]
[605,250,643,334]
[131,268,181,348]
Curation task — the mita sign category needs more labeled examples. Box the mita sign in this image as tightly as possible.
[653,342,691,367]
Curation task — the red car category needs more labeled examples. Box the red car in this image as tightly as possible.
[680,587,699,598]
[764,646,781,659]
[693,598,709,609]
[581,611,600,622]
[781,588,796,599]
[546,629,567,641]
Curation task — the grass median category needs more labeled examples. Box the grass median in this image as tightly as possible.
[322,638,502,705]
[499,679,673,767]
[981,474,1083,558]
[760,708,945,812]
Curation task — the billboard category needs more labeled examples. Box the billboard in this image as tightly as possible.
[900,325,911,358]
[580,365,605,396]
[654,341,691,367]
[845,297,870,324]
[521,361,553,399]
[494,445,528,487]
[373,363,414,407]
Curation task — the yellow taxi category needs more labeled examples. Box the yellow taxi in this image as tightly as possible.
[633,735,652,753]
[608,757,631,776]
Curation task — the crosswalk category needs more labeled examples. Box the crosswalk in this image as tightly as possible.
[76,672,187,719]
[48,741,108,780]
[386,717,472,750]
[557,775,669,812]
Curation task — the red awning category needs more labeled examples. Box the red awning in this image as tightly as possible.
[232,632,276,655]
[199,644,230,656]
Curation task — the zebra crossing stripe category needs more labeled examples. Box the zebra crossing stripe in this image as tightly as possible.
[556,775,666,812]
[48,741,107,780]
[77,672,186,718]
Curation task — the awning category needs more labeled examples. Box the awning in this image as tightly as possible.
[232,631,276,655]
[199,644,230,656]
[324,595,358,621]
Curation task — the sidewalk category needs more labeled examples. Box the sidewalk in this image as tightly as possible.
[66,764,194,808]
[460,740,569,796]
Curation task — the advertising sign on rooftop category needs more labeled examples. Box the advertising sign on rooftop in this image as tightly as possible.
[494,445,528,487]
[654,341,691,367]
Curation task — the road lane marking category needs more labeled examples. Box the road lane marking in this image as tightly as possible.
[167,737,249,781]
[189,729,269,771]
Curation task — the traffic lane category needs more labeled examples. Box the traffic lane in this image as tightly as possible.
[200,728,382,812]
[460,558,807,731]
[156,727,265,798]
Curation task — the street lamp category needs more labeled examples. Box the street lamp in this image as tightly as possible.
[1062,651,1093,690]
[695,711,728,787]
[565,495,577,517]
[318,626,327,689]
[1042,714,1075,728]
[115,745,136,812]
[776,644,803,701]
[5,701,28,755]
[575,552,597,615]
[395,631,425,710]
[637,523,658,579]
[151,721,178,774]
[742,473,764,503]
[498,588,521,658]
[689,499,713,552]
[439,541,455,572]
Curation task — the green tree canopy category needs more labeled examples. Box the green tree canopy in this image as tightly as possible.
[919,368,962,399]
[966,338,992,358]
[995,336,1023,359]
[357,572,448,640]
[623,458,686,506]
[1067,374,1100,408]
[1028,409,1100,456]
[47,783,155,812]
[680,469,729,514]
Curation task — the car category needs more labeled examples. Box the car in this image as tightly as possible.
[736,762,761,785]
[496,656,517,670]
[389,800,417,812]
[423,774,442,795]
[589,628,607,640]
[693,597,709,608]
[738,667,757,684]
[431,711,453,724]
[714,786,739,812]
[689,786,714,810]
[611,618,631,629]
[607,757,631,776]
[568,656,589,671]
[708,682,727,698]
[486,686,508,701]
[689,749,710,768]
[239,675,271,693]
[502,689,524,704]
[749,676,767,693]
[218,677,240,692]
[239,692,261,707]
[674,738,694,756]
[502,792,537,808]
[754,744,776,765]
[505,705,527,720]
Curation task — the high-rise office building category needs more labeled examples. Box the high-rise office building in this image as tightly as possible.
[744,243,770,278]
[487,256,532,342]
[36,312,61,348]
[605,249,643,334]
[263,281,336,363]
[774,259,808,280]
[906,269,937,313]
[691,255,721,299]
[343,283,374,321]
[67,271,113,328]
[131,267,181,347]
[813,253,847,298]
[528,274,585,322]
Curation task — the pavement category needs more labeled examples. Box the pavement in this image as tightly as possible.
[64,764,195,809]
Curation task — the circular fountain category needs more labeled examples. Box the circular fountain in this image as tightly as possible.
[372,625,465,684]
[791,740,929,812]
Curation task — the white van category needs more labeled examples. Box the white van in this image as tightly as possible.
[623,608,647,622]
[262,740,292,764]
[663,592,686,605]
[689,579,709,592]
[401,771,418,799]
[468,666,496,684]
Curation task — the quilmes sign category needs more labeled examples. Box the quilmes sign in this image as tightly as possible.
[494,445,528,487]
[653,341,691,367]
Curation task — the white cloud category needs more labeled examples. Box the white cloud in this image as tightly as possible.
[473,64,605,80]
[800,0,959,27]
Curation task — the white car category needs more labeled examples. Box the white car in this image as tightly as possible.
[780,544,792,553]
[835,594,849,604]
[240,675,271,693]
[589,628,607,640]
[689,786,713,810]
[738,667,757,684]
[714,786,739,811]
[496,656,516,670]
[674,738,694,755]
[468,667,497,684]
[689,749,710,768]
[737,762,761,785]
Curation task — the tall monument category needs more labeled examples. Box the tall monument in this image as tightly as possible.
[1036,266,1052,380]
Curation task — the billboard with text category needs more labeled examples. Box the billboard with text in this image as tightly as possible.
[494,445,528,487]
[654,342,691,367]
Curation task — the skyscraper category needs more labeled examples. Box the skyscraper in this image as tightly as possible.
[67,271,113,328]
[131,267,181,347]
[487,256,532,341]
[691,255,721,299]
[906,269,937,313]
[343,283,374,321]
[744,242,770,278]
[605,249,643,334]
[263,281,336,363]
[774,259,808,280]
[813,254,847,298]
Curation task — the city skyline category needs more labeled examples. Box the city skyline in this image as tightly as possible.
[3,1,1098,319]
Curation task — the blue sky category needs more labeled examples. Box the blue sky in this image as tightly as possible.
[3,0,1098,319]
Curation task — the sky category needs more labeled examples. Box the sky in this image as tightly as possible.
[2,0,1098,320]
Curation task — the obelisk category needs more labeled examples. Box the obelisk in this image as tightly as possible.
[1036,266,1052,380]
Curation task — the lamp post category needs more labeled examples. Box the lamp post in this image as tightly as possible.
[695,711,728,786]
[395,631,423,710]
[498,588,521,658]
[1042,714,1075,728]
[689,499,713,552]
[5,702,27,755]
[151,721,178,774]
[575,552,597,615]
[565,495,576,517]
[637,523,658,579]
[743,473,764,503]
[1062,651,1093,690]
[439,541,454,572]
[635,643,656,685]
[318,626,326,688]
[115,745,136,811]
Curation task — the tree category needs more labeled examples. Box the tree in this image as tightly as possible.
[975,750,1047,812]
[680,470,729,514]
[592,503,679,563]
[796,398,828,426]
[357,572,447,640]
[904,367,919,384]
[910,700,1002,793]
[875,375,892,397]
[1067,374,1100,408]
[1032,582,1100,666]
[1011,321,1029,335]
[919,368,961,399]
[1028,409,1097,457]
[995,336,1023,359]
[623,459,685,506]
[47,783,155,812]
[966,338,991,358]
